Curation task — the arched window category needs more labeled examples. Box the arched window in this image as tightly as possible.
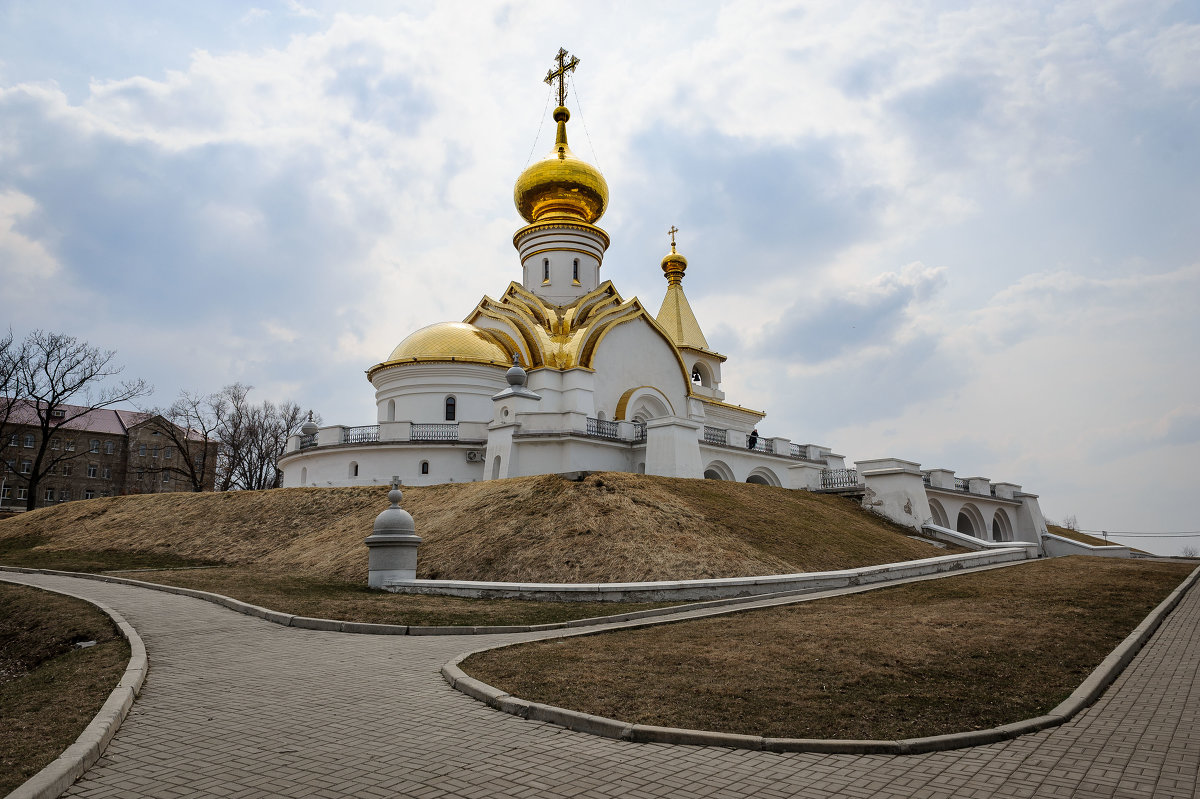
[444,396,456,421]
[542,258,550,282]
[386,399,396,422]
[572,258,579,281]
[692,368,702,384]
[349,462,359,478]
[300,467,307,485]
[89,439,100,453]
[420,460,430,475]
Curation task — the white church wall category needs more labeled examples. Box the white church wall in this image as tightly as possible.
[857,458,932,531]
[509,436,635,476]
[697,443,787,486]
[373,363,508,424]
[280,444,485,487]
[588,320,689,420]
[517,224,608,305]
[645,418,703,478]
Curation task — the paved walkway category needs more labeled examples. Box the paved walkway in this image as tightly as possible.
[4,571,1198,799]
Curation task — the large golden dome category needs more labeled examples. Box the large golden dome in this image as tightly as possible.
[514,106,608,224]
[382,322,513,366]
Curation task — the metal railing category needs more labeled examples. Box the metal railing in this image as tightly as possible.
[922,473,932,486]
[703,426,727,446]
[298,434,318,450]
[634,422,647,442]
[411,423,459,442]
[789,443,805,459]
[343,425,379,444]
[954,478,970,492]
[821,468,861,489]
[586,417,621,440]
[749,437,771,454]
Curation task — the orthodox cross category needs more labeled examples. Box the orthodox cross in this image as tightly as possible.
[668,225,679,251]
[544,47,580,107]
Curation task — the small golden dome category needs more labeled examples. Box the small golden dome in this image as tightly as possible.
[514,106,608,224]
[385,322,512,365]
[661,244,688,285]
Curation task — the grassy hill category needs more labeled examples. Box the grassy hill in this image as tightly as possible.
[0,472,955,583]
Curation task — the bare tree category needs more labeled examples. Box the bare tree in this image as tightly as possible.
[211,383,312,491]
[3,330,151,511]
[140,390,223,492]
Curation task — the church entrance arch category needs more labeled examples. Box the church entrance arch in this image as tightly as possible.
[616,386,675,422]
[746,467,781,487]
[704,460,734,481]
[927,497,949,528]
[956,504,986,539]
[991,509,1014,542]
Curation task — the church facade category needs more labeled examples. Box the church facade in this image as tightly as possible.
[278,52,1050,549]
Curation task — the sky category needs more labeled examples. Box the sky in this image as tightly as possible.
[1,1,1197,554]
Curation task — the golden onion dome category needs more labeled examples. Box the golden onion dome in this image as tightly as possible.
[384,322,512,366]
[661,245,688,285]
[514,106,608,224]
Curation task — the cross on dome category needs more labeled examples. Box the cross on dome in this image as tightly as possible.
[668,225,679,252]
[544,47,580,107]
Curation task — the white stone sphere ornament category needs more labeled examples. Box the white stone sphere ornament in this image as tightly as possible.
[365,476,422,588]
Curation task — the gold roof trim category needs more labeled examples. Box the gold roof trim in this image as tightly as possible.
[513,220,610,250]
[697,396,766,419]
[465,281,692,385]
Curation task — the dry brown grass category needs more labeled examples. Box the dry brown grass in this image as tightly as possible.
[0,583,129,795]
[464,557,1196,740]
[0,473,952,583]
[1046,524,1143,552]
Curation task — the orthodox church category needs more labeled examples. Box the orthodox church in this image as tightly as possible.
[279,50,1053,549]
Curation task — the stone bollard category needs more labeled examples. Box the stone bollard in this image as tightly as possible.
[365,476,422,589]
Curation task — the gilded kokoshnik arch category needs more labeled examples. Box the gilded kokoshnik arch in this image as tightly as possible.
[277,47,1055,557]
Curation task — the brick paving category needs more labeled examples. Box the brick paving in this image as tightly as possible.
[4,572,1198,799]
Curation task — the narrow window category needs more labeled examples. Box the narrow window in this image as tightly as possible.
[139,444,147,456]
[300,466,307,485]
[350,462,359,478]
[17,488,28,500]
[104,441,114,455]
[44,488,54,501]
[87,464,97,478]
[152,446,159,459]
[162,472,170,484]
[165,447,173,460]
[23,434,33,448]
[90,439,100,453]
[420,460,430,475]
[21,460,31,474]
[386,399,396,422]
[444,396,456,421]
[65,439,75,451]
[62,462,72,476]
[542,258,550,282]
[60,489,70,501]
[51,438,60,450]
[102,466,111,479]
[573,258,579,281]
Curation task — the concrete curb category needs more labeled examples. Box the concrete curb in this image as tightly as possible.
[0,562,1014,637]
[0,578,149,799]
[441,564,1200,755]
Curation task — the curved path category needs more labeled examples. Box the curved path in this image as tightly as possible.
[4,571,1199,799]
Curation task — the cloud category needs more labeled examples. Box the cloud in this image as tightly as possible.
[758,262,945,363]
[0,188,62,298]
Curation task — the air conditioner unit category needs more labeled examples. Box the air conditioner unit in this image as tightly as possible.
[465,450,484,462]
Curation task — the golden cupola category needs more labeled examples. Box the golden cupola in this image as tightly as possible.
[656,232,711,352]
[513,105,608,224]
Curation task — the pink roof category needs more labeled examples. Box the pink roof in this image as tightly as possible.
[5,400,128,435]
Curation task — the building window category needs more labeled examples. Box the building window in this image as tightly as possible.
[573,258,579,281]
[349,462,359,478]
[164,447,173,460]
[65,439,75,451]
[104,440,114,455]
[60,489,70,501]
[139,444,147,456]
[85,489,95,500]
[51,438,60,450]
[0,486,9,500]
[44,488,54,502]
[87,463,98,478]
[62,462,72,476]
[17,488,27,500]
[420,460,430,475]
[162,472,170,484]
[102,466,111,480]
[22,434,34,448]
[9,434,18,446]
[50,408,65,419]
[542,258,550,282]
[137,471,144,480]
[90,439,100,453]
[21,460,32,474]
[151,446,159,459]
[444,396,456,421]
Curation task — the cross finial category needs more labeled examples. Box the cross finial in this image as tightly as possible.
[668,225,679,252]
[544,47,580,108]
